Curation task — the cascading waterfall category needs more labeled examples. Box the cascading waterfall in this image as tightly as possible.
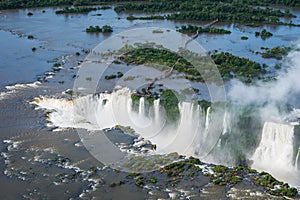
[34,87,214,158]
[251,122,299,184]
[296,148,300,171]
[138,97,145,118]
[205,107,211,131]
[34,87,300,187]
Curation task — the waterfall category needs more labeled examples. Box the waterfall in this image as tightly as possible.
[221,112,229,135]
[153,99,160,124]
[251,122,296,182]
[205,107,211,131]
[138,97,145,118]
[296,148,300,171]
[34,87,218,158]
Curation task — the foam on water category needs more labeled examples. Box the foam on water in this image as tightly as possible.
[33,87,215,158]
[0,81,41,101]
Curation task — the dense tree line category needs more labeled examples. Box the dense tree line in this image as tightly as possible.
[126,15,164,20]
[56,6,97,14]
[1,0,299,10]
[178,25,231,34]
[86,25,113,33]
[55,6,110,14]
[115,0,297,25]
[0,0,139,9]
[211,52,267,83]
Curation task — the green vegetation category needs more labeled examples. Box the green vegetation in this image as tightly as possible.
[252,172,298,197]
[114,0,298,25]
[269,187,298,197]
[110,181,124,187]
[114,125,135,134]
[66,89,73,96]
[255,29,273,39]
[161,89,180,123]
[152,29,164,34]
[210,165,243,185]
[0,0,300,10]
[113,60,121,64]
[198,100,211,112]
[121,47,270,84]
[1,0,300,11]
[55,6,111,14]
[27,35,34,39]
[53,63,62,72]
[123,76,135,81]
[178,25,231,34]
[85,77,92,81]
[127,15,164,20]
[260,46,291,59]
[149,177,157,183]
[0,0,122,9]
[117,71,123,78]
[211,52,267,83]
[241,36,249,40]
[135,176,144,187]
[160,157,202,178]
[104,71,123,80]
[86,25,113,33]
[121,156,298,198]
[56,7,96,14]
[104,74,117,80]
[212,165,228,173]
[51,155,70,164]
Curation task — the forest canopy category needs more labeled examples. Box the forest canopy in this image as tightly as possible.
[1,0,300,10]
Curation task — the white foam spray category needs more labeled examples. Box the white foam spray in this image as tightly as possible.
[295,148,300,171]
[228,45,300,187]
[33,87,217,158]
[252,122,295,173]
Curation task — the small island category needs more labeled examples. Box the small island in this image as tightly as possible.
[178,24,231,34]
[85,25,113,33]
[255,29,273,40]
[259,46,291,59]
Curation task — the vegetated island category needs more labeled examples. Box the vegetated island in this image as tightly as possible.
[119,47,269,84]
[55,6,111,14]
[177,24,231,35]
[258,46,292,59]
[85,25,113,33]
[114,0,299,26]
[255,29,273,39]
